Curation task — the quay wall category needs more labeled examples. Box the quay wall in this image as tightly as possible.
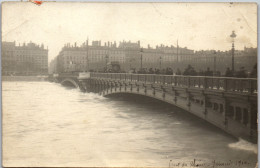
[2,76,48,82]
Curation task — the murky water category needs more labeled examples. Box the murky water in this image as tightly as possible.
[2,81,258,167]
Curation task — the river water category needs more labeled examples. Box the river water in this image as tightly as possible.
[2,81,258,167]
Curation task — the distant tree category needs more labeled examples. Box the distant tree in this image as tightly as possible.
[225,67,233,77]
[235,67,247,78]
[176,68,182,75]
[214,71,221,77]
[155,68,160,74]
[198,69,205,76]
[250,63,257,78]
[149,68,154,74]
[183,64,197,76]
[204,67,213,76]
[166,67,173,75]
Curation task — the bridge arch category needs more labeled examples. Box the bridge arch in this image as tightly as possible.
[103,90,168,103]
[101,89,188,114]
[60,78,79,88]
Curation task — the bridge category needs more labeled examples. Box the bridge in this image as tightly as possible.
[52,72,258,143]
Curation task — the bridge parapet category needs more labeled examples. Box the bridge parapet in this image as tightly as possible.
[90,73,257,94]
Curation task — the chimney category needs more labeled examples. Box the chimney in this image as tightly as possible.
[114,41,117,47]
[75,42,77,47]
[108,41,110,47]
[138,40,140,47]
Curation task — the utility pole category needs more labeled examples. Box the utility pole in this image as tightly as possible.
[159,56,162,70]
[212,50,217,76]
[86,37,89,72]
[140,47,143,70]
[230,31,236,73]
[177,39,179,63]
[214,55,216,76]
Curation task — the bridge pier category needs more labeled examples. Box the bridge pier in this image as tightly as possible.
[161,86,166,99]
[202,92,208,118]
[144,84,147,95]
[223,98,229,129]
[172,88,178,104]
[124,82,127,92]
[247,104,252,129]
[186,90,191,111]
[105,82,109,94]
[152,85,156,96]
[136,83,139,92]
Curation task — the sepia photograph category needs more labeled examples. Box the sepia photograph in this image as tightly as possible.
[1,2,258,167]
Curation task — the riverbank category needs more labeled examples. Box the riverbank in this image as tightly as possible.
[2,76,48,81]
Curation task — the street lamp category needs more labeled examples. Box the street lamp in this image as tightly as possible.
[213,50,216,76]
[86,49,89,72]
[176,39,179,63]
[230,30,237,73]
[159,56,162,70]
[140,47,143,70]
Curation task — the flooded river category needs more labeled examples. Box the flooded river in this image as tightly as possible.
[2,81,257,167]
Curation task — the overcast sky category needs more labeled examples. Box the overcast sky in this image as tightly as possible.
[2,2,257,62]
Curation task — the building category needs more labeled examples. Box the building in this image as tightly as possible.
[192,48,257,74]
[53,40,127,73]
[51,39,257,75]
[2,41,48,75]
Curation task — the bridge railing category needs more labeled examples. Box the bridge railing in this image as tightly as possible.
[90,73,257,94]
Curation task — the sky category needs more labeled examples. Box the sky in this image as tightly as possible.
[2,2,257,62]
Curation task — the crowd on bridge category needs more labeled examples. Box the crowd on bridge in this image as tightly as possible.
[130,67,174,75]
[123,64,257,78]
[86,63,257,78]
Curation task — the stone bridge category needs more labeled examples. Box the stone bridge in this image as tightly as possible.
[53,72,258,143]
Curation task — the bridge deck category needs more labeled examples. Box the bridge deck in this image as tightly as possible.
[90,73,257,95]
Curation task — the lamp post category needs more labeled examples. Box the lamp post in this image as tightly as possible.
[230,30,236,73]
[213,50,216,76]
[176,39,179,63]
[140,47,143,70]
[159,56,162,70]
[129,59,132,70]
[86,47,89,72]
